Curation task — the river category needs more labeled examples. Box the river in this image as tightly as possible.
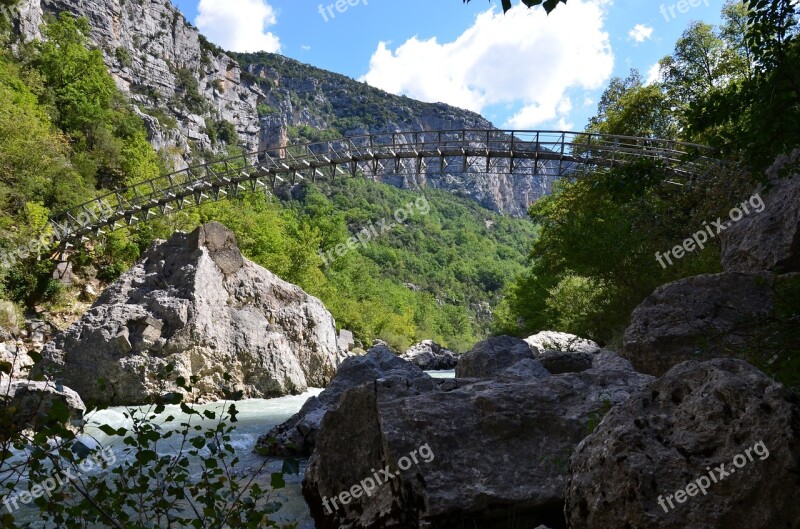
[7,370,455,527]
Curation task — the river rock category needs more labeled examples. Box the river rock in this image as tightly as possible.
[455,336,544,378]
[0,379,86,432]
[565,358,800,529]
[303,359,654,529]
[721,149,800,274]
[400,340,459,370]
[536,350,595,374]
[524,331,601,355]
[256,344,426,456]
[621,272,777,376]
[0,340,35,378]
[39,222,340,405]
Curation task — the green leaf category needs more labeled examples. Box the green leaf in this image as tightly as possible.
[282,458,300,476]
[270,472,285,489]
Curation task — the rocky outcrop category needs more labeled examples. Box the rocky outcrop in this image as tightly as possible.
[0,379,86,432]
[256,345,426,456]
[302,352,654,529]
[621,272,777,376]
[524,331,601,355]
[622,151,800,376]
[455,336,543,378]
[16,0,266,158]
[400,340,458,371]
[721,149,800,274]
[40,222,340,405]
[565,359,800,529]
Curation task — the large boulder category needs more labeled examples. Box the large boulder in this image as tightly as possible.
[536,350,595,374]
[256,345,426,456]
[721,149,800,274]
[455,336,544,378]
[621,272,777,376]
[524,331,601,355]
[39,222,340,405]
[565,359,800,529]
[302,359,654,529]
[0,379,86,432]
[400,340,458,370]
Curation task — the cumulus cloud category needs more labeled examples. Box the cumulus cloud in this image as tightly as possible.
[360,1,614,129]
[196,0,281,53]
[628,24,653,43]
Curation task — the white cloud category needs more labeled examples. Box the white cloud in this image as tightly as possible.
[628,24,653,43]
[196,0,281,53]
[301,45,312,51]
[645,62,661,85]
[360,1,614,129]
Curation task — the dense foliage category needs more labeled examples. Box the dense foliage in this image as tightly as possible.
[0,12,162,306]
[499,0,799,348]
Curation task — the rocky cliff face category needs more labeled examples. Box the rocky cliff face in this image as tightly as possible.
[39,222,341,405]
[13,0,558,216]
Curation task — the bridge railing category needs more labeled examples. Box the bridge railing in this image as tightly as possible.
[48,130,728,244]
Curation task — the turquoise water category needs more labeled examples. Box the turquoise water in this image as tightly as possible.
[8,369,456,527]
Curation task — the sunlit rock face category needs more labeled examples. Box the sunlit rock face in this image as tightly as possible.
[40,222,340,405]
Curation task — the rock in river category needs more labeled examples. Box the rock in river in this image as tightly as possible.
[39,222,340,405]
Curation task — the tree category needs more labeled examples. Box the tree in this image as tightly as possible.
[463,0,566,14]
[587,70,676,139]
[745,0,799,72]
[660,22,729,106]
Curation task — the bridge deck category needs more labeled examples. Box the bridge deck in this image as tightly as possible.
[49,129,733,244]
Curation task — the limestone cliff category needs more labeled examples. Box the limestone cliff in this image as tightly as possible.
[14,0,559,216]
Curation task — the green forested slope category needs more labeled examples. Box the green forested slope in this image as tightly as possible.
[0,12,536,352]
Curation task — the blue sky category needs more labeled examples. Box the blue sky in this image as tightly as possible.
[172,0,724,130]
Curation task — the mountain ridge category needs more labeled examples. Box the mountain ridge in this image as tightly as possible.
[14,0,558,216]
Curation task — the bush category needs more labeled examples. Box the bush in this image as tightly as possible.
[174,67,205,114]
[545,275,608,341]
[114,46,132,67]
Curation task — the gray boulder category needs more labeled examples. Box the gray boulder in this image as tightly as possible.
[302,360,654,529]
[566,358,800,529]
[524,331,601,355]
[536,350,595,374]
[0,340,35,379]
[456,336,540,378]
[400,340,459,370]
[621,272,777,376]
[496,357,552,380]
[256,345,426,456]
[0,378,86,431]
[40,222,340,405]
[721,149,800,274]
